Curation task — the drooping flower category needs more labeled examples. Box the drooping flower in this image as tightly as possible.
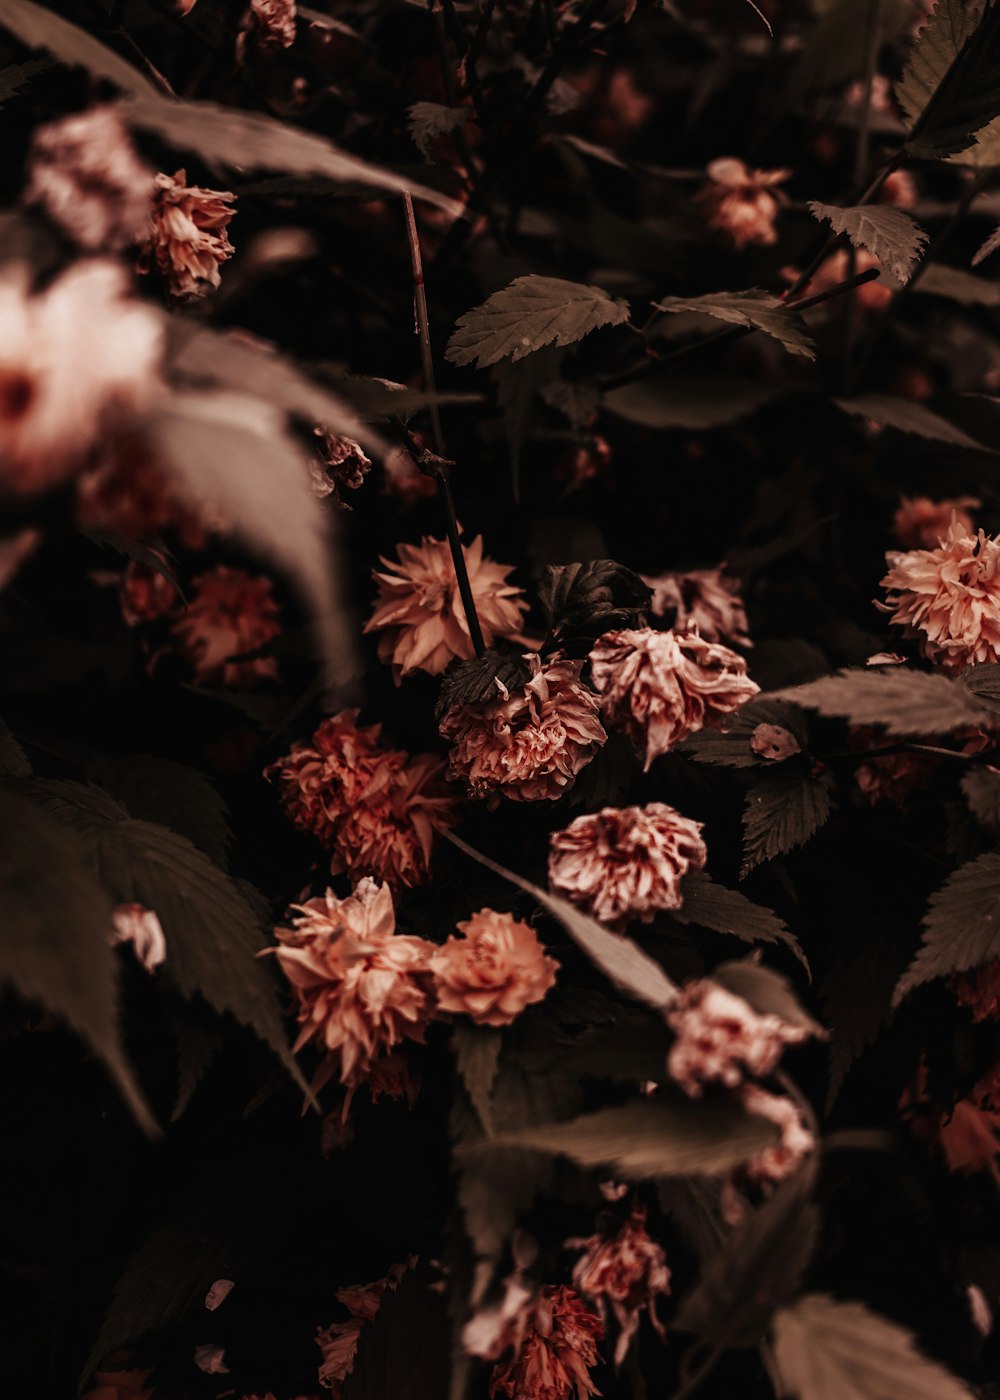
[641,569,750,647]
[738,1084,816,1185]
[893,495,979,549]
[430,908,559,1026]
[310,431,372,503]
[236,0,297,62]
[666,979,814,1097]
[588,628,759,769]
[695,157,790,249]
[365,534,527,680]
[0,262,162,495]
[272,880,435,1088]
[489,1286,603,1400]
[25,105,155,252]
[119,558,179,626]
[111,903,167,972]
[954,962,1000,1022]
[171,566,282,687]
[139,170,236,300]
[878,523,1000,672]
[440,653,606,802]
[316,1262,409,1392]
[569,1209,670,1366]
[548,803,706,927]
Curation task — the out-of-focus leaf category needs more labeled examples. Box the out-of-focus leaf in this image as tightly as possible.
[0,791,156,1135]
[604,375,781,429]
[567,731,636,809]
[896,0,983,125]
[679,699,809,768]
[833,393,992,450]
[0,717,30,776]
[771,1293,974,1399]
[653,290,815,358]
[711,960,825,1036]
[775,667,992,735]
[958,662,1000,709]
[897,0,1000,161]
[0,0,157,93]
[961,767,1000,829]
[674,872,809,973]
[539,379,602,430]
[808,203,927,283]
[91,755,234,870]
[791,0,913,98]
[973,219,1000,265]
[452,1024,503,1136]
[473,1096,780,1178]
[446,276,630,369]
[408,101,469,157]
[147,389,356,689]
[0,53,50,105]
[915,263,1000,303]
[894,852,1000,1003]
[446,833,679,1012]
[822,932,908,1110]
[342,1269,450,1400]
[677,1163,819,1347]
[539,558,651,633]
[741,776,831,877]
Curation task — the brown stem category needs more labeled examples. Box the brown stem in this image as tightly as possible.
[402,192,445,457]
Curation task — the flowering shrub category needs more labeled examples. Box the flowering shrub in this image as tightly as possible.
[5,2,1000,1399]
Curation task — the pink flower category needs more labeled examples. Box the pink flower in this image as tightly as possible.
[26,105,154,252]
[750,723,800,761]
[440,653,606,802]
[739,1084,816,1185]
[83,1368,153,1400]
[273,879,435,1087]
[171,566,281,687]
[666,979,812,1097]
[854,746,937,808]
[640,569,750,647]
[194,1344,229,1375]
[588,629,759,769]
[237,0,297,61]
[111,903,166,972]
[954,962,1000,1021]
[119,558,179,626]
[430,908,559,1026]
[695,158,790,249]
[569,1209,670,1366]
[0,262,161,495]
[311,431,372,502]
[139,170,236,300]
[76,447,211,547]
[893,495,979,549]
[382,444,439,506]
[548,803,706,927]
[266,710,388,847]
[878,523,1000,672]
[489,1286,603,1400]
[879,169,919,208]
[317,1262,408,1392]
[365,535,527,680]
[802,248,892,312]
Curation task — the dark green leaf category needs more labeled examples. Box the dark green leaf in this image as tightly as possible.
[452,1024,503,1136]
[604,374,781,430]
[915,263,1000,304]
[538,558,651,633]
[894,852,1000,1003]
[446,276,630,369]
[0,53,51,105]
[0,791,155,1135]
[775,667,992,735]
[652,290,815,358]
[408,101,469,157]
[679,698,809,769]
[961,767,1000,829]
[822,932,908,1111]
[833,393,992,450]
[342,1269,450,1400]
[711,960,825,1036]
[958,661,1000,709]
[897,0,1000,161]
[91,755,233,869]
[567,731,637,809]
[539,379,602,429]
[741,776,831,877]
[435,650,533,721]
[808,203,927,283]
[896,0,983,125]
[674,872,809,973]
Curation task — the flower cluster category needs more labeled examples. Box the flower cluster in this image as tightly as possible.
[440,653,606,802]
[570,1208,670,1365]
[879,523,1000,672]
[430,907,559,1026]
[139,170,236,300]
[311,431,373,503]
[488,1286,603,1400]
[641,567,750,647]
[548,803,707,927]
[893,495,979,550]
[695,157,789,248]
[665,979,813,1097]
[589,628,759,769]
[266,710,456,888]
[365,534,527,680]
[171,566,282,687]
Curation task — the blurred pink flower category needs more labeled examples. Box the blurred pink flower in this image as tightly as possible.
[879,169,919,208]
[879,523,1000,672]
[83,1368,153,1400]
[237,0,297,61]
[802,248,891,312]
[172,566,281,687]
[893,495,979,549]
[0,528,40,592]
[139,169,236,300]
[440,653,606,802]
[119,558,179,626]
[589,628,759,769]
[739,1085,816,1185]
[489,1285,603,1400]
[26,105,154,252]
[641,568,750,646]
[570,1208,670,1366]
[194,1344,229,1374]
[695,157,789,249]
[365,1050,420,1104]
[317,1261,408,1391]
[365,535,527,680]
[273,879,435,1087]
[548,803,706,927]
[666,980,812,1097]
[111,903,166,972]
[76,447,211,548]
[954,962,1000,1022]
[310,431,372,502]
[430,907,559,1026]
[0,262,161,495]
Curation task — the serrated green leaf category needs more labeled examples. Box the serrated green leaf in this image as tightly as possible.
[771,1293,974,1400]
[674,871,809,973]
[472,1096,781,1178]
[435,650,533,721]
[896,0,983,126]
[894,852,1000,1003]
[808,203,927,283]
[452,1023,502,1136]
[822,931,909,1111]
[679,698,809,769]
[446,275,630,369]
[538,558,651,633]
[0,53,51,105]
[775,667,992,735]
[834,393,992,450]
[741,776,831,877]
[408,101,469,157]
[0,791,156,1135]
[652,289,815,359]
[958,661,1000,708]
[91,755,233,869]
[896,0,1000,160]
